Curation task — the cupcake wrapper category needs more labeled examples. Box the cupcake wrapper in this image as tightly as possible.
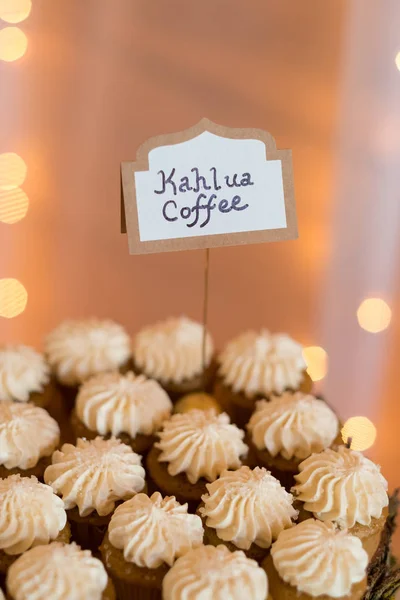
[111,578,161,600]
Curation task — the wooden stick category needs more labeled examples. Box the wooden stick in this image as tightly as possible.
[202,248,210,371]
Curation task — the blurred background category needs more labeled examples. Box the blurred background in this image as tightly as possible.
[1,0,400,548]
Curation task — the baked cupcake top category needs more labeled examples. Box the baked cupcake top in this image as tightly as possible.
[162,545,268,600]
[107,492,203,568]
[44,437,146,517]
[271,519,368,598]
[44,318,131,386]
[0,475,67,555]
[218,330,306,397]
[156,409,248,484]
[293,446,388,528]
[247,392,339,460]
[200,466,297,549]
[133,316,214,384]
[0,402,60,470]
[0,345,50,402]
[76,371,172,438]
[7,542,108,600]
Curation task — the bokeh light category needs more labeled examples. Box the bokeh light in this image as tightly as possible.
[0,187,29,223]
[0,153,27,190]
[357,298,392,333]
[0,0,31,23]
[0,26,28,62]
[396,52,400,71]
[341,416,377,451]
[303,346,328,382]
[0,278,28,318]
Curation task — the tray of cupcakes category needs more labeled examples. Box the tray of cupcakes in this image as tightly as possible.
[0,316,398,600]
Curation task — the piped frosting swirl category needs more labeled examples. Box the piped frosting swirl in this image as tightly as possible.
[293,446,388,528]
[133,317,213,383]
[0,402,60,469]
[0,475,67,555]
[156,409,248,484]
[271,519,368,598]
[247,392,339,460]
[44,319,131,386]
[76,371,172,437]
[108,492,204,568]
[218,330,306,397]
[44,437,146,517]
[7,542,108,600]
[0,345,50,402]
[200,466,297,549]
[162,545,268,600]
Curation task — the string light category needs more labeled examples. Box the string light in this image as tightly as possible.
[302,346,328,382]
[0,278,27,318]
[0,153,27,190]
[341,416,377,451]
[0,187,29,223]
[357,298,392,333]
[396,52,400,71]
[0,26,28,61]
[0,0,31,23]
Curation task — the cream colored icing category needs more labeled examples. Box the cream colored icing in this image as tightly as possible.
[76,371,172,437]
[7,542,108,600]
[133,317,213,383]
[0,589,3,600]
[293,446,388,528]
[0,402,60,469]
[247,392,339,460]
[162,545,268,600]
[0,475,67,555]
[218,330,306,397]
[0,345,50,402]
[108,492,203,568]
[44,437,146,517]
[156,409,248,484]
[271,519,368,597]
[44,319,131,386]
[200,466,297,549]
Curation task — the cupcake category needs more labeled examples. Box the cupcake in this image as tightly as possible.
[199,466,297,562]
[132,316,216,399]
[0,475,69,573]
[44,437,146,552]
[100,492,204,600]
[214,330,312,426]
[247,392,340,489]
[44,319,131,410]
[6,542,116,599]
[162,545,268,600]
[0,402,59,480]
[173,392,223,414]
[71,371,172,454]
[0,345,56,409]
[263,519,368,600]
[147,409,248,507]
[292,446,389,561]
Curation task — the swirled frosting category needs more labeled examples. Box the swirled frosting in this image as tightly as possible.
[200,466,297,549]
[108,492,203,568]
[293,446,388,528]
[44,437,146,517]
[271,519,368,597]
[0,475,67,555]
[44,319,131,386]
[0,345,50,402]
[162,545,268,600]
[218,330,306,397]
[76,371,172,437]
[156,409,248,484]
[7,542,108,600]
[247,393,339,460]
[0,402,60,469]
[133,317,214,383]
[0,588,3,600]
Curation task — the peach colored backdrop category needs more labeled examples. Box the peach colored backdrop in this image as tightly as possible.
[1,0,400,550]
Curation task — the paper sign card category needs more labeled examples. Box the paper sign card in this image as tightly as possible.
[121,118,297,254]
